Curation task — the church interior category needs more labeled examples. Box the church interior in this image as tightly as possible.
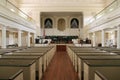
[0,0,120,80]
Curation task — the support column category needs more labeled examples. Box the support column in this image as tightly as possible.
[112,31,116,46]
[39,15,42,36]
[33,33,36,44]
[92,32,96,47]
[117,26,120,49]
[1,26,6,48]
[79,16,83,39]
[101,30,105,47]
[27,32,30,47]
[18,30,22,47]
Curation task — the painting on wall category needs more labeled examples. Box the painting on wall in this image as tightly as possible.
[44,18,53,28]
[70,18,79,28]
[58,18,66,31]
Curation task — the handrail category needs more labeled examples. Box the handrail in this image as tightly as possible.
[5,0,35,23]
[88,0,119,24]
[7,0,30,19]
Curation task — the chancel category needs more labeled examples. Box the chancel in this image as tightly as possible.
[0,0,120,80]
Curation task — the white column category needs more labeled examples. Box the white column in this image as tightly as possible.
[101,30,105,47]
[79,16,82,39]
[18,30,22,47]
[2,26,6,48]
[92,32,96,47]
[33,33,36,44]
[39,15,42,36]
[112,31,116,45]
[117,26,120,49]
[27,32,30,47]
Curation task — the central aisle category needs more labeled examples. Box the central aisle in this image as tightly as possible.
[42,51,78,80]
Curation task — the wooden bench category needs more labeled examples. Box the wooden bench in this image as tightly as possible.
[77,55,120,80]
[95,67,120,80]
[0,59,36,80]
[0,67,23,80]
[83,59,120,80]
[1,55,42,80]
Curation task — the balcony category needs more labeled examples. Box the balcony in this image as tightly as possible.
[0,0,36,30]
[88,0,120,32]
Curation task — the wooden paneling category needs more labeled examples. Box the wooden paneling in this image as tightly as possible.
[56,45,66,52]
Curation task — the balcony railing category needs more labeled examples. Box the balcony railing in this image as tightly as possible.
[88,0,120,24]
[0,0,35,24]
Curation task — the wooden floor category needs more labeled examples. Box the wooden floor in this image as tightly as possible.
[42,51,78,80]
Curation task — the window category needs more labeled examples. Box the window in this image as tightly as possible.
[71,18,79,28]
[44,18,53,28]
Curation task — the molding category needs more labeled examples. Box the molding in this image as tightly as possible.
[19,3,104,7]
[0,4,36,32]
[88,6,120,33]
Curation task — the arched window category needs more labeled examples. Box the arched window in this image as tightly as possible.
[44,18,53,28]
[70,18,79,28]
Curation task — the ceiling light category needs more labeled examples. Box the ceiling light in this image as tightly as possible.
[10,9,15,12]
[109,8,113,11]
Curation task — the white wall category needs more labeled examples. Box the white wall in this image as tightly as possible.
[22,32,27,46]
[8,32,14,45]
[95,31,102,45]
[44,28,79,36]
[41,15,82,36]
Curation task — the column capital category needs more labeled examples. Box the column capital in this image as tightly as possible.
[101,29,105,31]
[2,26,6,29]
[18,30,22,33]
[27,32,31,35]
[0,24,6,27]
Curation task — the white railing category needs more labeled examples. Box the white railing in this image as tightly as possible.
[0,0,35,23]
[88,0,120,24]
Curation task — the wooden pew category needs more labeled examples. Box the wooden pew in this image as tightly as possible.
[1,55,42,80]
[0,48,19,53]
[0,47,28,55]
[0,67,23,80]
[0,59,36,80]
[83,60,120,80]
[2,46,56,80]
[95,67,120,80]
[4,52,46,72]
[69,47,113,71]
[67,46,107,60]
[75,52,117,79]
[78,55,120,80]
[67,46,112,72]
[13,46,55,72]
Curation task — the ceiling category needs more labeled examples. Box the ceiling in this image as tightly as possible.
[8,0,115,35]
